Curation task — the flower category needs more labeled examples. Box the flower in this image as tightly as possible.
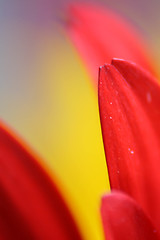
[101,191,160,240]
[1,2,159,240]
[0,121,82,239]
[68,3,159,238]
[99,59,160,239]
[67,3,155,85]
[68,3,160,239]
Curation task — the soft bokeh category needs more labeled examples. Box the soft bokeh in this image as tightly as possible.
[1,0,160,240]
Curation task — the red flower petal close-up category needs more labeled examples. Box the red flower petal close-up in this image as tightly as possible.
[2,1,160,240]
[99,59,160,238]
[101,191,160,240]
[0,122,82,240]
[67,3,155,85]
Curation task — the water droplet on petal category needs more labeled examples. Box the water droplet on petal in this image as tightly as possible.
[128,148,134,155]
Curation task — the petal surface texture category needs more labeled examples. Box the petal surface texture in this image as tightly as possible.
[67,4,154,85]
[101,191,160,240]
[98,59,160,230]
[0,122,82,240]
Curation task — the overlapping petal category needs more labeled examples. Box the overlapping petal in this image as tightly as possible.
[67,4,154,85]
[0,122,82,240]
[101,191,160,240]
[98,59,160,231]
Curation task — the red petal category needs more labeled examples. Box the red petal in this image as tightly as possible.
[98,60,160,230]
[101,191,160,240]
[0,122,82,240]
[67,4,154,85]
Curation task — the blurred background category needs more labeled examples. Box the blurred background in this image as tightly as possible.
[1,0,160,240]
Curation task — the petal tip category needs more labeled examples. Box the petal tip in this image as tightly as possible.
[101,192,160,240]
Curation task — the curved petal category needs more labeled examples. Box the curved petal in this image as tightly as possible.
[98,60,160,229]
[101,191,160,240]
[67,3,154,85]
[0,121,82,240]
